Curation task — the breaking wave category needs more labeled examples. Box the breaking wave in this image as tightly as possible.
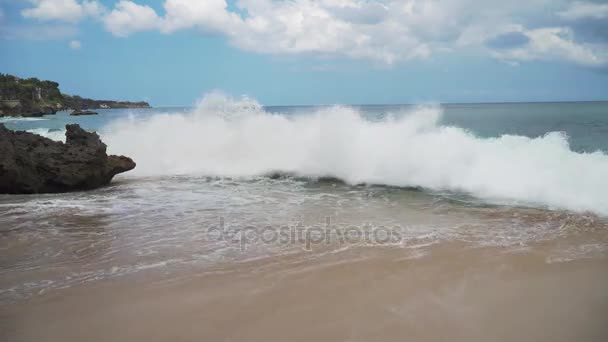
[26,128,66,142]
[102,93,608,215]
[0,117,48,123]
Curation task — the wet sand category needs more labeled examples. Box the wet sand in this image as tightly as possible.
[3,243,608,342]
[2,178,608,341]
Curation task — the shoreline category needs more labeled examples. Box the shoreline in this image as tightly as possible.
[0,106,152,118]
[3,243,608,342]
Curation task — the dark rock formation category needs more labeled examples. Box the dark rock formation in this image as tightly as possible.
[0,104,57,117]
[0,73,150,118]
[71,110,98,116]
[64,96,150,110]
[0,124,135,194]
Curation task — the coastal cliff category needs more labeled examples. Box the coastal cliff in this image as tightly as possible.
[0,73,150,117]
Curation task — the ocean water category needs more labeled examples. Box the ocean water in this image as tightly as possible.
[5,95,608,213]
[2,95,608,341]
[4,99,608,153]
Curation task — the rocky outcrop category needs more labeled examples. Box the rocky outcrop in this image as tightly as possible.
[63,96,150,110]
[0,124,135,194]
[70,110,98,116]
[0,74,151,118]
[0,104,57,117]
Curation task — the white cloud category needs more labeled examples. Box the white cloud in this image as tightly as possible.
[557,1,608,20]
[102,0,466,64]
[82,0,106,17]
[22,0,105,23]
[19,0,608,67]
[103,0,597,65]
[489,27,606,66]
[69,39,81,50]
[103,1,160,37]
[160,0,241,34]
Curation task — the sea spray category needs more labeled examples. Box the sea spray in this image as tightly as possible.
[102,93,608,215]
[26,128,66,142]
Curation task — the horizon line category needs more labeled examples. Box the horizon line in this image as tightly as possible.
[151,100,608,108]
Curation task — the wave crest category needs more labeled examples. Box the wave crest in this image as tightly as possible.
[103,93,608,215]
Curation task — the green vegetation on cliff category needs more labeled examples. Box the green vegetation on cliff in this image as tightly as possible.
[0,74,62,111]
[0,73,150,117]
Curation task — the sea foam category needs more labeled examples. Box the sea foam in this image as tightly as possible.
[103,93,608,215]
[26,128,66,142]
[0,117,48,123]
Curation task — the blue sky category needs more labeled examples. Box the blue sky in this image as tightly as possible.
[1,0,608,106]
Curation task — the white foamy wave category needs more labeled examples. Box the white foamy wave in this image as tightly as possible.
[27,128,65,142]
[103,93,608,215]
[0,117,48,123]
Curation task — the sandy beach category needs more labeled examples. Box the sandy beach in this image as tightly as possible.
[4,237,608,342]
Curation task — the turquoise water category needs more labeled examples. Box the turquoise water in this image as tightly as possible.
[268,102,608,153]
[440,102,608,153]
[1,107,187,136]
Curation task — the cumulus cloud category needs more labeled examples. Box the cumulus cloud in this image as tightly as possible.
[555,1,608,45]
[103,1,160,37]
[557,1,608,20]
[18,0,608,67]
[69,39,81,50]
[101,0,480,64]
[489,27,606,66]
[22,0,105,23]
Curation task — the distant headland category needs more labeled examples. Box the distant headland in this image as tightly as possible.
[0,73,150,117]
